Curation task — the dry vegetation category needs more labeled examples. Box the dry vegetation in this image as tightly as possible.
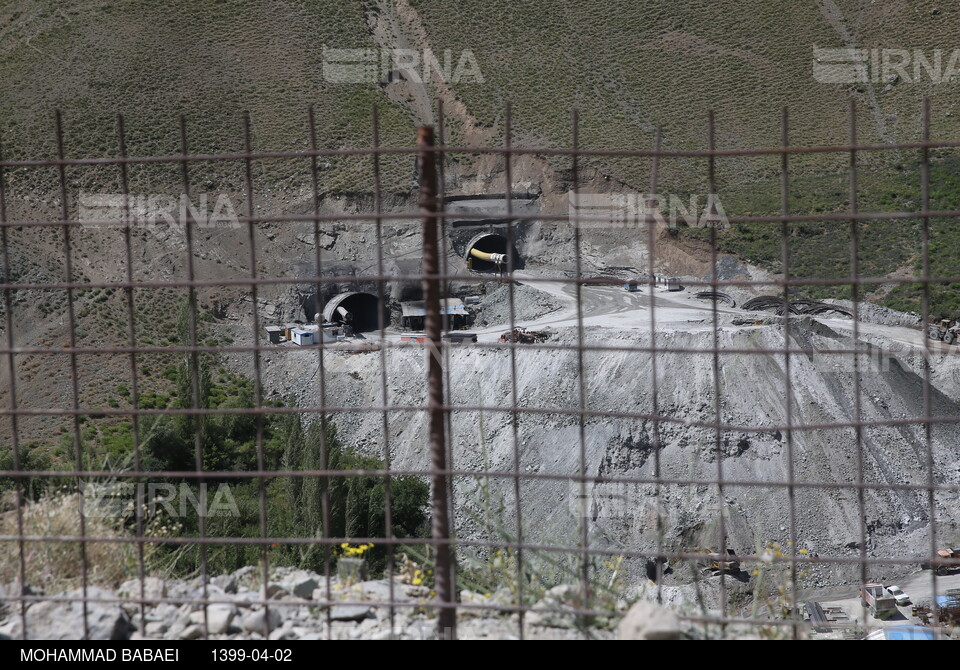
[0,0,415,192]
[0,491,164,592]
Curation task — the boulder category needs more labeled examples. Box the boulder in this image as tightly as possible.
[279,570,320,599]
[211,574,238,594]
[117,577,166,604]
[242,607,282,633]
[526,584,581,629]
[23,587,132,640]
[329,605,373,622]
[617,601,685,640]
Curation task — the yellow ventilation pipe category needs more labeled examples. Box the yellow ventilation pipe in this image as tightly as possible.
[469,247,507,265]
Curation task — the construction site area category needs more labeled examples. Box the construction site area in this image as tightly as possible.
[11,0,960,645]
[214,173,960,638]
[4,110,960,640]
[4,29,960,638]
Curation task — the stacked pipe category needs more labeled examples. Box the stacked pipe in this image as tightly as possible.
[695,291,736,308]
[742,295,853,317]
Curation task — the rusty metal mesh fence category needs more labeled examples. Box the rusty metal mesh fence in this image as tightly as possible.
[1,99,959,641]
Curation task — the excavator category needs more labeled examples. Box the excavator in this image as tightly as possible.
[695,548,741,576]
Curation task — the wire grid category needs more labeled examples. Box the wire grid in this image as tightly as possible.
[0,99,958,641]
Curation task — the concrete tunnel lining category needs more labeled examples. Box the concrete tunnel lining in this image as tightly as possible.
[322,292,384,332]
[465,232,520,272]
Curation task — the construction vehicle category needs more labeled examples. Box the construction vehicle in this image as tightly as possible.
[921,547,960,575]
[695,548,740,576]
[623,279,641,292]
[861,583,898,618]
[442,332,477,344]
[937,548,960,573]
[927,319,960,345]
[498,328,549,344]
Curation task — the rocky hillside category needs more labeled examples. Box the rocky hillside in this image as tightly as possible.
[250,310,960,590]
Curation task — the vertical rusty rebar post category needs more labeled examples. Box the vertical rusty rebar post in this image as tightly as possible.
[418,126,456,639]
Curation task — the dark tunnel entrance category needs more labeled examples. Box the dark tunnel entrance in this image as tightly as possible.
[322,292,384,333]
[464,233,521,272]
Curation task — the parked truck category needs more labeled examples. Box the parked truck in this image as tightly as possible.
[861,583,898,618]
[921,547,960,575]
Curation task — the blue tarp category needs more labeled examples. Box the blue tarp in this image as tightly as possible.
[884,625,936,640]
